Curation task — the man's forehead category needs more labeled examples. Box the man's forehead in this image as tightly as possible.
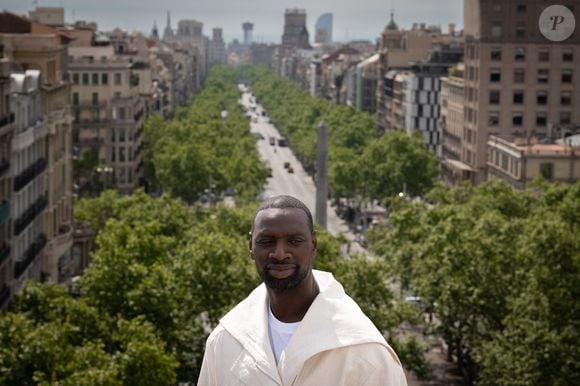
[254,207,310,229]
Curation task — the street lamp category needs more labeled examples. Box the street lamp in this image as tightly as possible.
[96,166,114,191]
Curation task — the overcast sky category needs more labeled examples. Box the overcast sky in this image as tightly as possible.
[2,0,463,43]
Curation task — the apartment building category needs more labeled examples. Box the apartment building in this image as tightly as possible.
[208,28,227,66]
[68,42,145,194]
[440,64,472,185]
[377,15,462,131]
[487,134,580,188]
[383,45,463,152]
[10,70,48,293]
[460,0,580,183]
[1,10,75,298]
[354,54,380,113]
[0,60,14,309]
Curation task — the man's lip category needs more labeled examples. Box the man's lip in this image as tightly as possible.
[267,264,296,279]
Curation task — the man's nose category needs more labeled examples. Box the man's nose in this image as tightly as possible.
[270,240,289,260]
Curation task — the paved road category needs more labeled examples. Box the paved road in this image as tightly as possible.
[240,85,359,249]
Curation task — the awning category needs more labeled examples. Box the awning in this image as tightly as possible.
[444,158,477,172]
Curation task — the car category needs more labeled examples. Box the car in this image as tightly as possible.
[269,137,276,146]
[251,132,264,140]
[287,166,294,174]
[283,162,290,169]
[266,167,273,177]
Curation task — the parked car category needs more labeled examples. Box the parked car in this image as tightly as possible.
[287,166,294,174]
[283,161,290,169]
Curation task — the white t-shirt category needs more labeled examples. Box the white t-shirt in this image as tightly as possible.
[268,305,301,364]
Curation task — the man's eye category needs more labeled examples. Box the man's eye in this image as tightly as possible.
[256,239,273,246]
[289,239,304,245]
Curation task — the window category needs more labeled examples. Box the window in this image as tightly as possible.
[540,163,553,180]
[73,73,79,84]
[491,47,502,61]
[111,146,116,162]
[515,47,526,61]
[82,73,89,85]
[536,113,547,126]
[517,4,527,13]
[560,112,571,124]
[488,112,499,126]
[514,69,525,83]
[537,91,548,105]
[111,128,116,142]
[119,147,126,162]
[92,92,99,105]
[491,21,502,37]
[101,73,108,85]
[512,113,523,126]
[114,73,122,85]
[537,69,549,83]
[562,70,573,83]
[538,48,550,62]
[490,69,501,82]
[561,91,572,106]
[489,90,500,104]
[562,48,573,62]
[515,21,526,38]
[513,91,524,104]
[92,73,99,85]
[119,128,125,142]
[72,93,79,105]
[493,4,502,12]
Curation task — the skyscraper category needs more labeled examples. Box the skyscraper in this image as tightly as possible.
[314,13,333,44]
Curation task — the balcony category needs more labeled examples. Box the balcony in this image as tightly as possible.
[0,112,15,129]
[13,193,48,236]
[14,233,47,279]
[0,242,10,266]
[13,157,47,192]
[45,223,73,260]
[0,285,10,308]
[0,200,9,225]
[0,157,10,177]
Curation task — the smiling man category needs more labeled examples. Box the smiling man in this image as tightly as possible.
[198,195,407,385]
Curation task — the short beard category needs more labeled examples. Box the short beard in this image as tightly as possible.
[260,264,308,292]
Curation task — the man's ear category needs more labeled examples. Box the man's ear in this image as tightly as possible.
[248,232,253,258]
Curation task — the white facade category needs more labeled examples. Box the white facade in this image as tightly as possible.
[10,70,48,289]
[403,73,442,153]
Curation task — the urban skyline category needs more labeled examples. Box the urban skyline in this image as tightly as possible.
[2,0,463,42]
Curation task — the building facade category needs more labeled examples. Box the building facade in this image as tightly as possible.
[0,60,15,309]
[281,9,311,51]
[208,28,227,66]
[440,64,471,185]
[487,134,580,188]
[460,0,580,183]
[315,13,333,45]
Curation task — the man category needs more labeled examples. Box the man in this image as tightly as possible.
[198,195,407,385]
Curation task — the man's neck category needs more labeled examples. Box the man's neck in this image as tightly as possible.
[268,272,320,323]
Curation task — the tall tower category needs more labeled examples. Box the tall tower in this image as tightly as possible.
[163,10,174,41]
[314,13,333,44]
[242,22,253,46]
[281,8,310,50]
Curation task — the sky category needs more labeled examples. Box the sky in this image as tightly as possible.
[2,0,464,43]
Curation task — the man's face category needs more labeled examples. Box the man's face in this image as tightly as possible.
[250,207,317,292]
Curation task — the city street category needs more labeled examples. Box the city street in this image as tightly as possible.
[239,85,362,251]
